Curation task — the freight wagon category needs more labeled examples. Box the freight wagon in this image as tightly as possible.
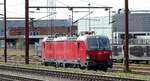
[112,37,150,64]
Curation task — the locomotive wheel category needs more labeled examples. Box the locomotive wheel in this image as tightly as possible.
[80,67,86,69]
[92,67,98,71]
[86,66,93,70]
[44,62,49,66]
[55,62,59,68]
[73,64,77,68]
[79,65,86,69]
[146,61,149,64]
[59,63,63,67]
[86,67,90,70]
[62,63,66,68]
[102,68,108,72]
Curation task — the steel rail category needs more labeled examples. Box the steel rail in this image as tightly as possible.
[112,66,150,75]
[0,74,42,81]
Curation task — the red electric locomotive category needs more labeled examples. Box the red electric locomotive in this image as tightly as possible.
[41,33,112,70]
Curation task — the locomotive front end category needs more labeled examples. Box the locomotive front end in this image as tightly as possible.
[86,36,113,69]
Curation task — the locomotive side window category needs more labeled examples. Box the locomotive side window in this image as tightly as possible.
[77,42,80,48]
[43,43,45,48]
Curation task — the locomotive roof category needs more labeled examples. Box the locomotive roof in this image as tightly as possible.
[42,35,108,42]
[42,36,77,41]
[77,35,108,41]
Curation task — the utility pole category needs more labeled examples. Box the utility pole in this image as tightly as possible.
[108,8,111,24]
[25,0,29,64]
[88,3,91,31]
[71,8,73,34]
[124,0,129,72]
[68,8,73,34]
[4,0,7,62]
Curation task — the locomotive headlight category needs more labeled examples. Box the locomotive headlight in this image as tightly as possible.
[109,54,112,59]
[86,54,91,60]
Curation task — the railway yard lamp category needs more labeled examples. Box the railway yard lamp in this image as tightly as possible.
[68,7,73,34]
[88,3,91,32]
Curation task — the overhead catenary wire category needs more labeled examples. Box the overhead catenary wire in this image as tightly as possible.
[0,10,25,17]
[79,0,108,7]
[6,0,36,7]
[56,0,69,6]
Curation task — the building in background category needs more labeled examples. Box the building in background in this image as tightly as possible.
[111,10,150,61]
[0,19,77,46]
[77,16,112,39]
[0,19,77,36]
[112,10,150,40]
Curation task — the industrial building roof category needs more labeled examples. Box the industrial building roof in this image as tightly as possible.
[0,19,71,28]
[0,19,72,35]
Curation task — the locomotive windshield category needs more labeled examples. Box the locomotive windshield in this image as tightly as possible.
[87,37,110,50]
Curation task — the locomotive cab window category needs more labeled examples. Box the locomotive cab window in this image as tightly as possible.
[87,37,110,50]
[98,37,110,50]
[87,38,99,49]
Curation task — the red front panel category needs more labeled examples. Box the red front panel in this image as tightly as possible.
[87,50,112,61]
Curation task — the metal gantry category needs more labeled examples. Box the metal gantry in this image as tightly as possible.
[29,6,112,9]
[29,6,112,33]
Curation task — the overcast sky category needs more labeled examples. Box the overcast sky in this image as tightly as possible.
[0,0,150,20]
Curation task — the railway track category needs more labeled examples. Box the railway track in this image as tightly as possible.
[0,74,42,81]
[0,65,146,81]
[113,63,150,75]
[3,61,150,75]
